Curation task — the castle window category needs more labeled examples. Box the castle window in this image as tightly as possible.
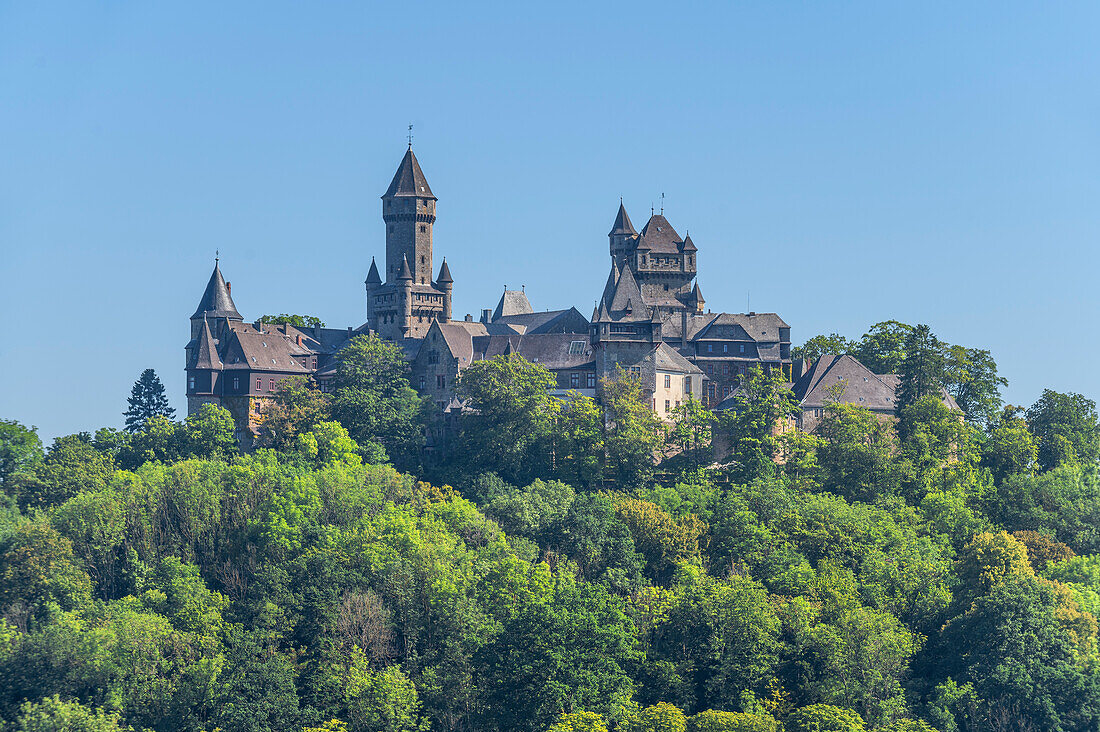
[723,344,728,353]
[587,372,596,388]
[571,372,580,388]
[256,378,262,390]
[664,374,671,388]
[684,376,691,392]
[419,376,425,390]
[233,377,240,390]
[188,375,195,391]
[568,340,586,355]
[421,256,425,264]
[437,375,446,389]
[707,344,713,352]
[740,344,745,353]
[420,225,426,232]
[664,399,670,412]
[269,378,275,390]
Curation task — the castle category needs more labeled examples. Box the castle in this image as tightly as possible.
[185,147,793,443]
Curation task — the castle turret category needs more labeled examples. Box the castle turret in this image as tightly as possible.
[398,254,413,338]
[190,259,242,341]
[609,200,637,270]
[437,258,453,323]
[364,257,381,325]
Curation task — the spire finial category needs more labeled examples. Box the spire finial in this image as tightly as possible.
[215,249,219,264]
[660,192,665,215]
[407,124,413,149]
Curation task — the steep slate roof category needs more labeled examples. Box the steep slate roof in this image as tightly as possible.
[609,201,637,235]
[608,266,645,316]
[473,333,595,370]
[793,355,962,414]
[492,290,534,320]
[365,258,381,285]
[191,262,243,320]
[638,214,684,253]
[436,258,453,283]
[493,307,589,335]
[191,316,223,370]
[694,312,789,342]
[647,343,704,375]
[398,255,413,281]
[220,325,311,373]
[383,148,435,199]
[601,261,620,307]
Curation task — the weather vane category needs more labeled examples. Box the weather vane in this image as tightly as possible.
[215,249,219,263]
[660,192,665,215]
[407,124,414,148]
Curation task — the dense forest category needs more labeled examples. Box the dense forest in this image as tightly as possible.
[2,321,1100,732]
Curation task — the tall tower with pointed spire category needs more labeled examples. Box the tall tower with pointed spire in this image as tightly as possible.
[383,146,436,286]
[367,147,453,340]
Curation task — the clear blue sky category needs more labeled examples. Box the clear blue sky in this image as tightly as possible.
[2,2,1099,441]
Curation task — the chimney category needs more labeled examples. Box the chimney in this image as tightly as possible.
[465,314,473,322]
[480,308,492,324]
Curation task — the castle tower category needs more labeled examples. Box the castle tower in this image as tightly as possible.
[382,147,436,286]
[368,147,450,341]
[609,200,637,271]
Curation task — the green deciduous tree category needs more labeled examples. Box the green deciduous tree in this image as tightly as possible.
[854,321,913,376]
[14,695,123,732]
[332,334,426,469]
[13,434,114,510]
[943,346,1006,428]
[258,375,331,451]
[793,334,855,365]
[601,367,665,489]
[0,419,43,494]
[555,393,606,488]
[454,353,558,485]
[124,368,176,432]
[784,704,866,732]
[1026,389,1100,471]
[719,365,799,483]
[260,313,326,328]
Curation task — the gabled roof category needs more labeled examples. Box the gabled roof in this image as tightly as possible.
[220,325,312,374]
[648,343,704,375]
[492,290,533,320]
[493,307,589,335]
[609,201,637,236]
[473,332,595,370]
[365,257,381,285]
[639,214,684,253]
[191,316,222,370]
[793,355,898,412]
[383,148,435,199]
[693,312,789,342]
[191,262,242,320]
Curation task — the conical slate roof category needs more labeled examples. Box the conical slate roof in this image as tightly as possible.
[191,262,242,320]
[192,315,223,370]
[365,257,381,285]
[691,282,704,303]
[398,254,413,281]
[609,201,637,236]
[600,260,619,307]
[383,148,435,199]
[437,258,453,283]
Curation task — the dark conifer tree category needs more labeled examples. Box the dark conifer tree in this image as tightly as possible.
[123,368,176,432]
